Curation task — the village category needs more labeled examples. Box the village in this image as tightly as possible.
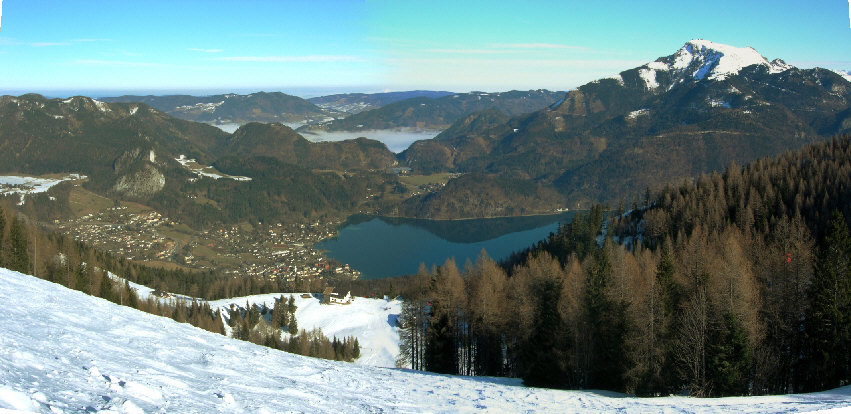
[57,206,361,284]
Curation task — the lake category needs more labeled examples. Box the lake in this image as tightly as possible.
[316,212,575,279]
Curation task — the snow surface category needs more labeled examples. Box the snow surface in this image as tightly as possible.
[4,269,851,413]
[627,109,649,119]
[175,155,252,181]
[92,99,110,112]
[0,174,86,204]
[639,39,794,86]
[600,74,625,86]
[835,69,851,82]
[209,293,402,368]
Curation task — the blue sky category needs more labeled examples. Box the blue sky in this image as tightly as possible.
[0,0,849,96]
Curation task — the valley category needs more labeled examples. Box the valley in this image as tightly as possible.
[3,6,851,407]
[3,39,850,285]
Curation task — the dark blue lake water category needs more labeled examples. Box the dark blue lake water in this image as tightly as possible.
[316,212,575,279]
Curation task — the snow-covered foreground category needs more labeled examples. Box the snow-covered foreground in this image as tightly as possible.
[209,293,401,368]
[4,269,851,413]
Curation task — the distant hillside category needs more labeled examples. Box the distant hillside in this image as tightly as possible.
[0,94,230,197]
[308,90,455,114]
[101,92,334,125]
[400,40,851,210]
[220,123,397,171]
[0,94,396,225]
[305,89,564,131]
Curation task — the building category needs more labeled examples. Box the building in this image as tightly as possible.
[322,287,352,305]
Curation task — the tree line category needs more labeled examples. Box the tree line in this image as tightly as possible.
[395,135,851,396]
[224,294,360,362]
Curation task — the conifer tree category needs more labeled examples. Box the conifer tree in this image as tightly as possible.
[8,217,29,273]
[804,210,851,390]
[74,262,90,294]
[0,206,6,267]
[98,272,114,302]
[585,240,629,391]
[706,312,751,396]
[288,313,298,335]
[521,263,564,387]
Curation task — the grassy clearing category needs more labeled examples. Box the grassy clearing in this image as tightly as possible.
[399,173,453,186]
[191,195,220,209]
[159,228,193,244]
[68,187,113,217]
[120,200,152,214]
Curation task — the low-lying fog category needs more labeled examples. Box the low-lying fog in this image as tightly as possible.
[299,129,443,153]
[209,123,442,153]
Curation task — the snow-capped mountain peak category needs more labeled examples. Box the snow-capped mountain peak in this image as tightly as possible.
[637,39,794,89]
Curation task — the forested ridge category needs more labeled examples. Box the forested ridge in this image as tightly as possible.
[395,135,851,396]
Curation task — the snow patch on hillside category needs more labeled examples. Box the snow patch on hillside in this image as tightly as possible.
[175,101,224,113]
[209,293,402,368]
[0,174,86,203]
[92,99,110,112]
[642,39,794,84]
[600,73,625,85]
[638,68,659,89]
[3,268,851,413]
[175,155,252,181]
[628,109,649,119]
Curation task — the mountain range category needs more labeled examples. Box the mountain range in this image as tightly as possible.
[304,89,565,131]
[399,39,851,210]
[2,39,850,220]
[101,91,335,126]
[308,90,455,114]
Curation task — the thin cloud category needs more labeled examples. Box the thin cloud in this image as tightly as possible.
[389,56,646,69]
[493,43,590,51]
[114,49,142,57]
[72,38,113,43]
[215,55,361,62]
[31,42,70,47]
[72,59,161,67]
[424,48,510,55]
[189,48,223,53]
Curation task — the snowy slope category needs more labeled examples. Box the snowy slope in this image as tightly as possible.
[635,39,793,90]
[0,174,86,203]
[4,269,851,413]
[209,293,402,368]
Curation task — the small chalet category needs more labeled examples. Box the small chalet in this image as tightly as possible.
[322,287,353,305]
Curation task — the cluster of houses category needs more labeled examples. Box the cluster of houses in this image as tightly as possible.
[62,207,364,286]
[61,207,174,261]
